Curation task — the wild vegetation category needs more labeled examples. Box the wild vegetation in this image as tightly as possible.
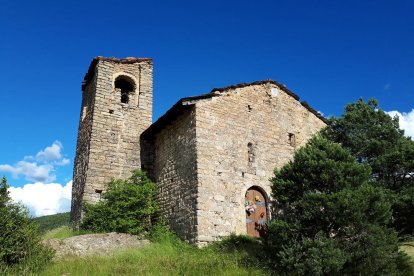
[322,98,414,237]
[81,170,159,235]
[40,224,268,275]
[0,177,53,274]
[267,136,412,274]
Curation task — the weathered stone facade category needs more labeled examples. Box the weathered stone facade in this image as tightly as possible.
[71,57,326,243]
[141,81,326,244]
[142,110,198,242]
[194,83,325,244]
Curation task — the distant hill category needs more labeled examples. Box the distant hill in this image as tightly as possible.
[33,212,70,233]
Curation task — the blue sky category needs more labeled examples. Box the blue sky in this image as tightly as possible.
[0,0,413,216]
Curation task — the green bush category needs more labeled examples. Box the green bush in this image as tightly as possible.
[81,170,159,235]
[0,177,53,274]
[267,136,412,275]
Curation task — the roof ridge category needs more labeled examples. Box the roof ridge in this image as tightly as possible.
[210,79,300,101]
[208,80,326,123]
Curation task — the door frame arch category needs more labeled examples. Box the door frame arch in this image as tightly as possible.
[245,185,270,237]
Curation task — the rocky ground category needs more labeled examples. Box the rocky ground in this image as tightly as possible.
[44,232,150,259]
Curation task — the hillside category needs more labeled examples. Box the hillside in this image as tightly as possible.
[33,212,70,233]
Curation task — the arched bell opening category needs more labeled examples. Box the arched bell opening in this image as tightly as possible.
[114,75,135,104]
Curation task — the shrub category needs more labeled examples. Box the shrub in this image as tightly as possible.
[81,170,159,235]
[0,177,53,274]
[267,136,412,275]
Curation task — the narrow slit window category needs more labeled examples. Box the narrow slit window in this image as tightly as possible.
[248,142,255,166]
[289,133,296,147]
[82,105,88,120]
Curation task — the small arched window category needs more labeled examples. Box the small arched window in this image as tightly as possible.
[115,76,135,104]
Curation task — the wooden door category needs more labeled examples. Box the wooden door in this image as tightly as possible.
[245,187,268,237]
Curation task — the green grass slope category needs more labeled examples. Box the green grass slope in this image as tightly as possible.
[40,239,414,276]
[400,241,414,272]
[41,244,266,275]
[34,221,414,275]
[39,230,268,276]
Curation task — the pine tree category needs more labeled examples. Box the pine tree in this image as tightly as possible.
[322,98,414,236]
[267,136,412,275]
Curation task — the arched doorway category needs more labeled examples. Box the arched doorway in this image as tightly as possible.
[245,186,268,237]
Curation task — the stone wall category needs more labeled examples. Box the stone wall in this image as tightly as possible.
[194,83,326,244]
[71,71,97,224]
[150,109,199,243]
[71,58,153,225]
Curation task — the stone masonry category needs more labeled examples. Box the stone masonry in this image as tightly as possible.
[71,57,153,224]
[71,57,326,244]
[142,111,198,242]
[141,80,326,244]
[194,82,326,244]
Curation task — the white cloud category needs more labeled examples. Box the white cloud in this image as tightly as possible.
[0,161,54,182]
[387,109,414,139]
[55,158,70,166]
[9,181,72,217]
[36,141,63,161]
[0,141,70,182]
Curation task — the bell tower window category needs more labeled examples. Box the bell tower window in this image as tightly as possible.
[115,77,135,104]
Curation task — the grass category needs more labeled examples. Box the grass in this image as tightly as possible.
[39,234,267,276]
[42,225,93,240]
[400,241,414,272]
[39,234,414,276]
[35,222,414,275]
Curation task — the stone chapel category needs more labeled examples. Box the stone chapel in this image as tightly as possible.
[71,56,326,245]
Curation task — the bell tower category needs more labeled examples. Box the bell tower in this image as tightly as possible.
[71,57,153,225]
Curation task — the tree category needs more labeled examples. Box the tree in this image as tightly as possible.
[267,136,412,275]
[322,98,414,235]
[81,170,159,235]
[0,177,53,273]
